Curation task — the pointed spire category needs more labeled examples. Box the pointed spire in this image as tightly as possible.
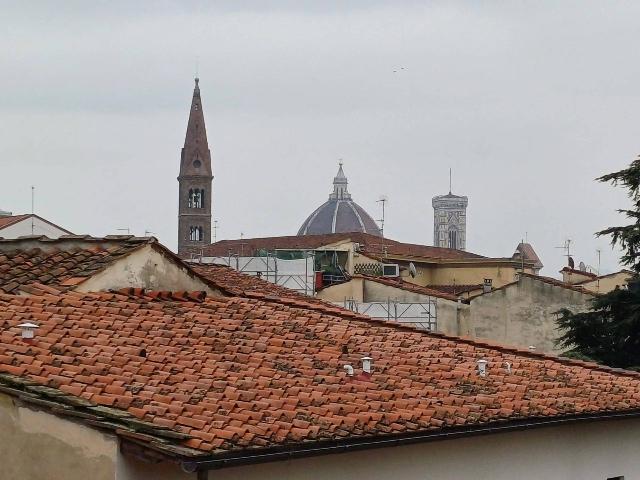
[330,162,351,200]
[179,78,211,177]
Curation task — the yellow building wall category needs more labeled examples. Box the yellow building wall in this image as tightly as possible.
[407,264,533,289]
[580,272,633,294]
[316,278,364,303]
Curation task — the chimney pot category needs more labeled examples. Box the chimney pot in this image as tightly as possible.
[18,322,39,341]
[343,364,354,376]
[361,356,373,374]
[504,361,512,374]
[477,359,488,377]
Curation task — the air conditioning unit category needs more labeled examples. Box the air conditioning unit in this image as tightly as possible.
[382,264,400,277]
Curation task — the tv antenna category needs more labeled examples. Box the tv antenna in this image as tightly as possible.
[377,195,388,237]
[117,228,130,235]
[377,195,388,257]
[30,186,35,235]
[449,168,452,194]
[555,239,573,267]
[213,220,219,243]
[596,248,602,292]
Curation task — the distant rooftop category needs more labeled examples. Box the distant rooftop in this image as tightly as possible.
[192,232,485,261]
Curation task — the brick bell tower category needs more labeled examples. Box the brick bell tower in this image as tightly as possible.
[178,78,213,256]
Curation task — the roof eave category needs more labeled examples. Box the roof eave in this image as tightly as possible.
[180,409,640,472]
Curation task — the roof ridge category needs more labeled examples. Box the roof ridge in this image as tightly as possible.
[235,287,640,380]
[352,274,459,301]
[519,272,598,296]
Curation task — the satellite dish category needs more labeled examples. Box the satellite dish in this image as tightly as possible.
[409,262,417,278]
[568,256,575,269]
[578,261,586,272]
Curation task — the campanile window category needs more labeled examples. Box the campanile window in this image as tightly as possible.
[189,226,204,242]
[188,189,204,209]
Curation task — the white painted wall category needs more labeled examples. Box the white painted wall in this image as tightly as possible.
[78,245,222,294]
[120,418,640,480]
[0,216,69,239]
[0,393,118,480]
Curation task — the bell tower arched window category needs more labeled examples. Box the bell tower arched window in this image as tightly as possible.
[448,229,458,250]
[189,226,204,242]
[188,189,204,209]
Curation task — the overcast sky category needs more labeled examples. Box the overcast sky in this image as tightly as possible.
[2,1,639,275]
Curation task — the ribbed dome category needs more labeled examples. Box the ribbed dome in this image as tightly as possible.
[298,164,382,237]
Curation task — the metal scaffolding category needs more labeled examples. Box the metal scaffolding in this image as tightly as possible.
[192,250,316,296]
[342,298,437,331]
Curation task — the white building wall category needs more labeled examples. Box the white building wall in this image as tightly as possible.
[121,418,640,480]
[0,217,69,239]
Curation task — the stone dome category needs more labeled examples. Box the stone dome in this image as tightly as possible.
[297,164,382,237]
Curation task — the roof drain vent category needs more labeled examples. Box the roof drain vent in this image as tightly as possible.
[504,361,512,374]
[343,365,354,376]
[361,356,373,375]
[18,322,39,343]
[477,359,488,377]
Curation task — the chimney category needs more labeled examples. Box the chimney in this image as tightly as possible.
[477,359,488,377]
[483,278,492,293]
[18,322,38,343]
[361,356,373,375]
[343,364,354,377]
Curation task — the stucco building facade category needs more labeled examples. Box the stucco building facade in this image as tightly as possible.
[465,273,595,353]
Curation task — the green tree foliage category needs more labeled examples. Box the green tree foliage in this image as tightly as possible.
[556,157,640,368]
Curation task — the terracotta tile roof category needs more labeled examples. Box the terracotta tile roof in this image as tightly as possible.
[0,236,155,293]
[427,284,484,295]
[0,214,30,229]
[561,267,598,279]
[0,214,73,235]
[191,233,484,261]
[512,242,543,269]
[2,289,640,463]
[190,263,310,299]
[352,275,459,301]
[521,273,598,295]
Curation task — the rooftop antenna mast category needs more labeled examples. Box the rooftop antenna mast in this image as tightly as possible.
[30,186,35,235]
[449,168,452,194]
[213,220,219,243]
[596,248,602,292]
[555,238,573,267]
[377,196,388,257]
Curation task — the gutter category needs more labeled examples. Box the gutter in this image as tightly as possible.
[180,410,640,472]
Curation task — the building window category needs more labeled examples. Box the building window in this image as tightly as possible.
[448,229,458,250]
[189,226,204,242]
[188,189,205,209]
